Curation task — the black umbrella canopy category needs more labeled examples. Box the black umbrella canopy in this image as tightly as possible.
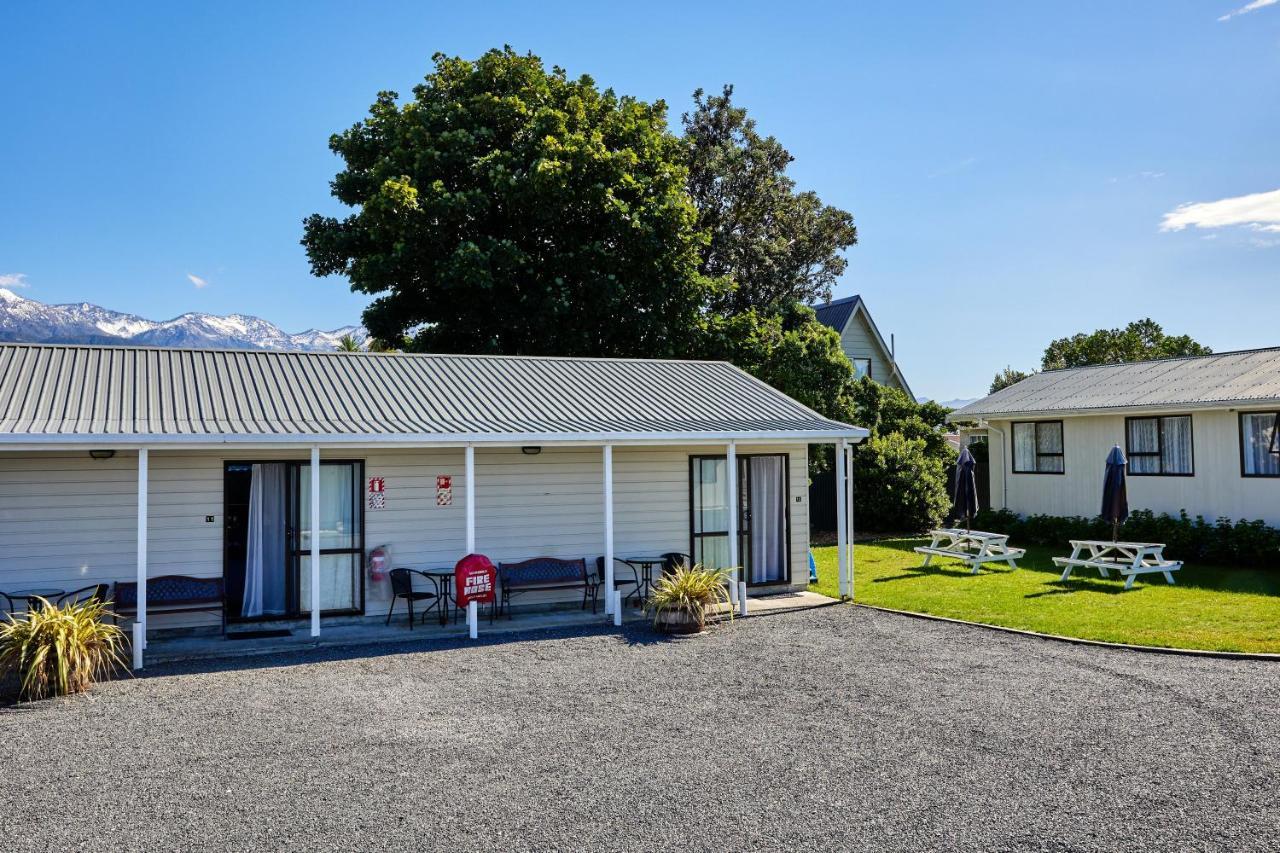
[1101,445,1129,541]
[953,446,980,531]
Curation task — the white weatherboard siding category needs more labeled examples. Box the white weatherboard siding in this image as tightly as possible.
[0,444,810,630]
[840,311,903,392]
[986,410,1280,526]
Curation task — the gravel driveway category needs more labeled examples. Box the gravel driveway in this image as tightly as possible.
[1,606,1277,852]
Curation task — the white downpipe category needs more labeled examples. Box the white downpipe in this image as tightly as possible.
[136,447,148,665]
[981,419,1008,510]
[612,590,622,627]
[465,444,476,553]
[310,445,321,637]
[467,600,478,640]
[845,442,856,600]
[603,444,615,616]
[737,581,748,617]
[726,442,739,605]
[836,439,849,599]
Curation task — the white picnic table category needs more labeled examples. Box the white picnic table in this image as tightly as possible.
[1051,540,1182,590]
[914,529,1026,574]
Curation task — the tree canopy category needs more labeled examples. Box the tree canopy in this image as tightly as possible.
[1041,319,1211,370]
[682,85,857,316]
[303,47,712,358]
[989,365,1032,394]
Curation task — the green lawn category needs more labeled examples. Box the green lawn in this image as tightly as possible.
[810,539,1280,654]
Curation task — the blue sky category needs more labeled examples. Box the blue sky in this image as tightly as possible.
[1,1,1277,401]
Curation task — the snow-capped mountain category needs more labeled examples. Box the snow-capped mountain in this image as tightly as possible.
[0,288,367,351]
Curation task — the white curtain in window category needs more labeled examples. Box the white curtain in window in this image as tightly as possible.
[1160,416,1193,474]
[1243,413,1280,476]
[298,464,359,612]
[243,463,287,617]
[748,456,786,584]
[1037,422,1064,472]
[1127,418,1161,474]
[1013,423,1036,471]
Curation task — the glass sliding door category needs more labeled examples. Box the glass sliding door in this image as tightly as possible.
[224,459,364,622]
[689,454,790,586]
[292,461,364,614]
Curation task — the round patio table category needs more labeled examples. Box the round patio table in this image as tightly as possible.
[2,588,66,612]
[418,568,457,626]
[621,557,667,605]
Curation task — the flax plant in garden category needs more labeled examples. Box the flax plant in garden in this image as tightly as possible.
[0,597,128,701]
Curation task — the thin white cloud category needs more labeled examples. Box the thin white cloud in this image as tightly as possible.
[0,273,30,288]
[1218,0,1278,21]
[187,273,209,289]
[1160,188,1280,235]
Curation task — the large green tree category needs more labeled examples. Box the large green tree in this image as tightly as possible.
[682,85,858,315]
[1041,319,1211,370]
[303,48,712,357]
[699,303,858,424]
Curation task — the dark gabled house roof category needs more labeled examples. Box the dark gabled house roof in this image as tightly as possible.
[812,295,862,334]
[0,343,867,445]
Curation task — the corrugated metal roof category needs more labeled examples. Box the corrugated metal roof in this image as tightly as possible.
[951,348,1280,419]
[0,344,865,444]
[812,295,861,332]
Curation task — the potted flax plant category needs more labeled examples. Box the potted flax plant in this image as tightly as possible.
[644,563,734,635]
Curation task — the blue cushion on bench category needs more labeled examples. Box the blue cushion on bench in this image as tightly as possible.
[115,575,225,609]
[498,558,586,587]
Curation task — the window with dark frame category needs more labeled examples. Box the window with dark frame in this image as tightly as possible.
[1011,420,1064,474]
[1240,411,1280,478]
[851,358,872,381]
[1125,415,1194,476]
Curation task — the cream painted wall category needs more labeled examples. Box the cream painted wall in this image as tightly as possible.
[986,409,1280,526]
[0,443,811,630]
[839,310,905,392]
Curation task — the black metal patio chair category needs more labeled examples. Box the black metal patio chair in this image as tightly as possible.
[56,584,110,608]
[385,569,437,629]
[591,556,640,613]
[661,552,692,575]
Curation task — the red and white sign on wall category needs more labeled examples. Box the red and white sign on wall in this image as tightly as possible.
[455,554,496,606]
[436,474,453,507]
[367,476,386,510]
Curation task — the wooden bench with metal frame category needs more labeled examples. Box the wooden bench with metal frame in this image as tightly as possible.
[114,575,227,634]
[496,557,589,619]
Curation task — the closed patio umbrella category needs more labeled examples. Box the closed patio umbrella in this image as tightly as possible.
[1101,445,1128,542]
[952,446,980,533]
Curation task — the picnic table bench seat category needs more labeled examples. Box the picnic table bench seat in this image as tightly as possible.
[1052,540,1181,590]
[914,528,1026,574]
[114,575,226,634]
[496,557,589,618]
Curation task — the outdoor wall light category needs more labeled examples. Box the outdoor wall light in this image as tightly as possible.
[89,449,116,460]
[521,446,542,455]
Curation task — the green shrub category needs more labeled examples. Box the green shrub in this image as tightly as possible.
[971,508,1280,569]
[855,432,952,533]
[0,596,128,701]
[645,563,733,631]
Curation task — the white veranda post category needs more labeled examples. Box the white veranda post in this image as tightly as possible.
[465,444,476,553]
[310,445,321,637]
[603,444,615,616]
[836,439,849,599]
[726,442,738,606]
[133,447,149,670]
[845,442,856,598]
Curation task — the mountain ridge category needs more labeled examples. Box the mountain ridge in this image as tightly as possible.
[0,288,368,351]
